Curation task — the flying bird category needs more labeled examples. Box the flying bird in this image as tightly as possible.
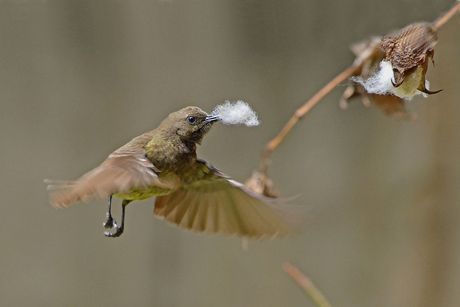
[46,103,299,239]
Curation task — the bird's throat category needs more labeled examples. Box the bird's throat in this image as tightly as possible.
[144,135,197,179]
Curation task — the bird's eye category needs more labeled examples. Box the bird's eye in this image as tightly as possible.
[186,116,197,124]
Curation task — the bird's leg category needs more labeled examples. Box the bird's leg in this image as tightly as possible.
[104,199,130,238]
[103,195,116,229]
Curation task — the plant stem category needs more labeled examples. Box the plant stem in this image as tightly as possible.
[259,54,372,172]
[282,262,332,307]
[432,1,460,31]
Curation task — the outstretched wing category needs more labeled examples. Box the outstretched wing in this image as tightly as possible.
[154,159,300,239]
[46,132,177,208]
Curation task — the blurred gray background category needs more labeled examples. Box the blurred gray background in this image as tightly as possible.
[1,1,459,306]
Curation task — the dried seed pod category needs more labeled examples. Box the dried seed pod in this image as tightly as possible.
[347,22,443,118]
[245,170,279,198]
[341,38,414,119]
[381,23,441,96]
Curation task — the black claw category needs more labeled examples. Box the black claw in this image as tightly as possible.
[103,216,117,229]
[104,226,124,238]
[104,218,122,237]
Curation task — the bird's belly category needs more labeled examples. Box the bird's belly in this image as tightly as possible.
[113,186,174,201]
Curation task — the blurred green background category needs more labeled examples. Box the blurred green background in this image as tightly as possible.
[1,1,459,306]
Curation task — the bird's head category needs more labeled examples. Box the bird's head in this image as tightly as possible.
[159,106,220,145]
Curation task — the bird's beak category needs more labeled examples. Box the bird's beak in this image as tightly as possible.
[205,114,221,123]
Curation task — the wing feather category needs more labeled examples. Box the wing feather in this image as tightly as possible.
[154,159,301,239]
[46,132,178,208]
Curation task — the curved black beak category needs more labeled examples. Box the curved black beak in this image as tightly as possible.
[205,114,221,123]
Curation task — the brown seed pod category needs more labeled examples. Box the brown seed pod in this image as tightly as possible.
[381,23,441,95]
[245,170,279,198]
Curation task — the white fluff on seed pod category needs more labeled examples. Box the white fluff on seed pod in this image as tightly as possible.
[211,100,260,127]
[352,60,429,100]
[352,61,395,96]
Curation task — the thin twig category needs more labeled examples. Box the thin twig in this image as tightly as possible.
[258,1,460,173]
[433,1,460,31]
[259,54,372,172]
[282,262,332,307]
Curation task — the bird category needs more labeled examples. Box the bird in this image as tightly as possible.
[46,105,299,239]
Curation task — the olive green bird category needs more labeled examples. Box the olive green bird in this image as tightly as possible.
[46,106,298,239]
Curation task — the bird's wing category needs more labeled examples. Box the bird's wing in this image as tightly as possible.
[154,159,301,239]
[46,133,179,208]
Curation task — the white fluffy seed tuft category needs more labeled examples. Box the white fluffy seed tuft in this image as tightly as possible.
[352,60,395,96]
[211,100,260,127]
[352,60,428,100]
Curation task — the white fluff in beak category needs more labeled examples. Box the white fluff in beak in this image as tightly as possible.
[211,100,260,127]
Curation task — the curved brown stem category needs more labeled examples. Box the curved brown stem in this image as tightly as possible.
[259,61,366,172]
[283,262,333,307]
[432,1,460,31]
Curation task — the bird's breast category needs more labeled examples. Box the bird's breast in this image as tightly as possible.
[145,139,197,179]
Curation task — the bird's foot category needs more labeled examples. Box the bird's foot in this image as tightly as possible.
[103,213,124,237]
[103,198,128,238]
[103,214,116,229]
[104,225,124,238]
